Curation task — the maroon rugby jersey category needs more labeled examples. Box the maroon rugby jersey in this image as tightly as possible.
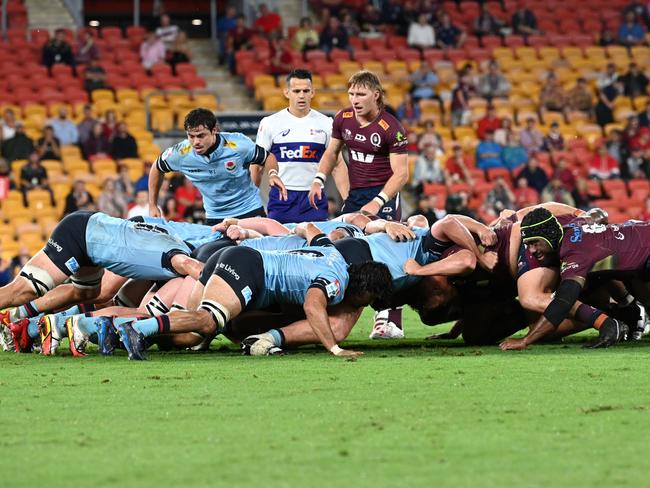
[332,108,408,189]
[560,219,650,281]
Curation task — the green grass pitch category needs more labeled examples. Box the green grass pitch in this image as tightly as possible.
[2,308,649,487]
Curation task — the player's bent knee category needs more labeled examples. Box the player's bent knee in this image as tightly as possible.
[145,295,171,316]
[19,265,56,297]
[199,299,230,335]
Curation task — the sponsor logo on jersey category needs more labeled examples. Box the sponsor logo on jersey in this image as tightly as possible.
[180,144,192,155]
[568,223,582,243]
[561,261,579,272]
[224,140,238,149]
[310,129,326,136]
[370,132,381,147]
[325,279,341,299]
[218,262,240,280]
[354,134,366,142]
[162,147,174,160]
[241,285,252,305]
[350,150,375,163]
[65,257,80,274]
[342,111,354,118]
[395,131,405,142]
[186,168,202,173]
[48,239,62,252]
[225,160,237,171]
[281,129,291,137]
[378,119,389,130]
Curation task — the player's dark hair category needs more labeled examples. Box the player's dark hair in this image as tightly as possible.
[286,68,312,85]
[520,207,564,250]
[184,108,218,132]
[347,261,393,311]
[348,70,385,110]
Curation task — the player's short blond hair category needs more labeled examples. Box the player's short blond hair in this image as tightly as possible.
[347,70,385,110]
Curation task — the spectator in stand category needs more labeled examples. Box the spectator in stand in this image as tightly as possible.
[10,247,31,278]
[444,143,474,185]
[519,117,544,154]
[641,196,650,220]
[572,177,596,210]
[162,197,183,221]
[268,36,294,78]
[383,0,407,36]
[511,7,539,37]
[566,78,594,116]
[622,114,641,148]
[226,15,253,74]
[513,177,540,209]
[217,6,238,65]
[483,175,515,218]
[168,31,192,75]
[115,163,135,198]
[477,105,502,140]
[83,58,107,94]
[638,100,650,126]
[411,193,444,226]
[20,152,55,207]
[140,31,166,72]
[518,156,549,194]
[606,128,627,167]
[502,132,528,171]
[412,143,446,194]
[292,17,319,54]
[417,120,443,151]
[494,117,514,146]
[359,4,384,34]
[445,191,476,219]
[254,3,282,38]
[77,105,97,147]
[340,11,361,38]
[553,157,576,191]
[436,13,466,49]
[597,63,619,90]
[450,70,475,126]
[102,110,119,141]
[134,160,153,193]
[0,250,12,286]
[620,62,649,98]
[63,179,95,215]
[97,177,127,218]
[595,81,623,128]
[539,72,568,122]
[475,129,504,170]
[75,30,99,65]
[319,16,351,55]
[589,144,621,179]
[473,4,503,39]
[35,126,61,160]
[396,93,421,127]
[174,176,201,218]
[156,13,179,49]
[624,2,650,29]
[541,178,575,206]
[0,108,18,142]
[110,122,138,161]
[127,189,150,219]
[49,107,79,146]
[599,29,617,46]
[410,61,440,103]
[618,11,646,47]
[407,13,436,51]
[543,122,565,153]
[1,122,33,164]
[42,28,75,72]
[477,61,510,101]
[627,126,650,177]
[82,122,111,161]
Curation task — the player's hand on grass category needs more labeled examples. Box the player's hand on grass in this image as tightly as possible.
[270,174,288,201]
[148,204,162,218]
[499,338,528,351]
[479,228,497,246]
[425,331,457,340]
[332,348,364,357]
[403,258,421,275]
[478,251,498,272]
[386,222,415,242]
[360,199,381,216]
[308,181,323,209]
[584,319,628,349]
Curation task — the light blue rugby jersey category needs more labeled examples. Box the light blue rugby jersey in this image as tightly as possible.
[254,245,349,309]
[284,221,365,238]
[140,216,223,248]
[361,227,436,292]
[157,133,265,219]
[240,234,307,252]
[85,213,192,280]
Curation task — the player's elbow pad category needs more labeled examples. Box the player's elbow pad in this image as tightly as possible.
[543,279,582,327]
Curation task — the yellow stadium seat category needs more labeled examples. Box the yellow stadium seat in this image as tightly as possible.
[3,200,32,221]
[116,88,140,103]
[64,160,91,178]
[255,84,278,102]
[2,240,21,256]
[91,89,115,103]
[492,47,513,60]
[262,94,286,111]
[26,189,53,210]
[92,158,117,174]
[151,109,174,132]
[604,122,625,134]
[515,46,537,60]
[607,46,629,59]
[51,182,72,200]
[192,94,219,112]
[584,46,606,59]
[614,97,634,109]
[147,94,168,110]
[385,60,408,73]
[324,73,347,90]
[12,160,27,184]
[615,107,637,122]
[561,47,583,59]
[125,110,147,129]
[253,74,276,89]
[23,104,47,118]
[361,61,384,75]
[537,47,559,60]
[61,144,82,160]
[36,208,60,226]
[1,190,23,212]
[41,159,63,176]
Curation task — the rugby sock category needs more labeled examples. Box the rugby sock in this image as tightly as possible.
[388,307,403,330]
[75,313,105,336]
[11,302,40,321]
[78,303,96,313]
[575,304,609,329]
[267,328,285,347]
[131,316,171,338]
[27,316,41,339]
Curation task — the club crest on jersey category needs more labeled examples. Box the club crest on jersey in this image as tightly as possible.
[343,129,353,140]
[224,160,236,171]
[325,279,341,299]
[342,111,354,118]
[354,134,366,142]
[370,132,382,147]
[378,119,389,130]
[162,147,174,159]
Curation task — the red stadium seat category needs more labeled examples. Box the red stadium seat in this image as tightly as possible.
[101,26,122,40]
[481,35,502,49]
[329,48,351,62]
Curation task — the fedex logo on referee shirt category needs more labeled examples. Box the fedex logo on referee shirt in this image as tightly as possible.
[275,142,325,162]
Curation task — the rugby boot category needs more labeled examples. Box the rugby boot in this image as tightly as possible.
[65,316,88,357]
[39,314,64,356]
[369,310,404,339]
[0,309,14,352]
[116,322,147,361]
[241,334,284,356]
[96,317,119,356]
[9,319,32,353]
